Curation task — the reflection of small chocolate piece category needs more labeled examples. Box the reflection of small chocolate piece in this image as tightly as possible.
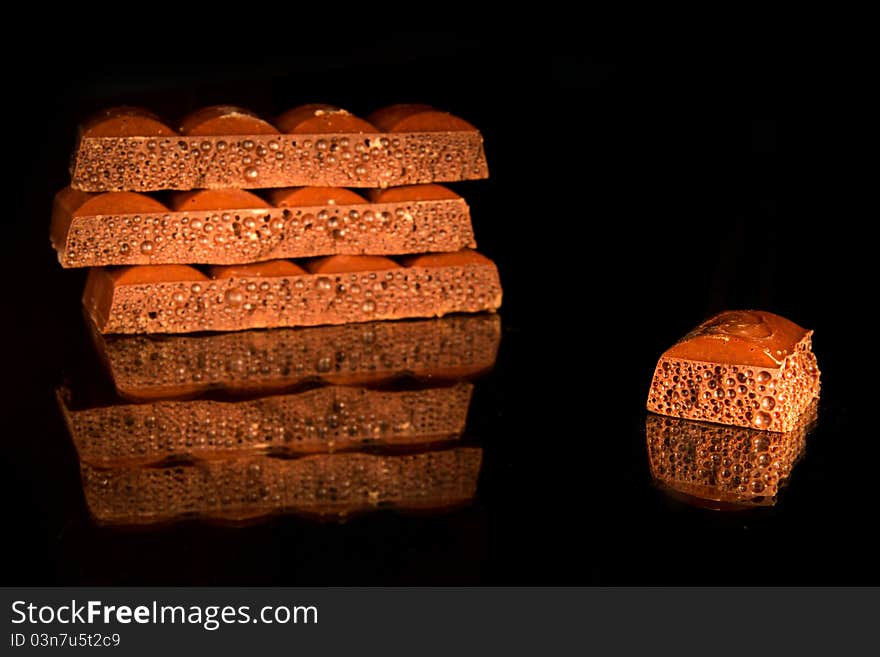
[276,104,377,134]
[208,259,307,279]
[80,106,177,137]
[367,104,476,132]
[367,183,461,203]
[178,105,279,136]
[80,447,482,525]
[684,310,773,340]
[268,186,368,206]
[83,250,502,334]
[168,188,271,211]
[645,401,817,508]
[647,310,820,431]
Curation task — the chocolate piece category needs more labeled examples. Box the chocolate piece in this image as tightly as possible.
[367,104,475,132]
[70,104,488,191]
[51,184,476,267]
[645,400,817,509]
[91,314,501,399]
[79,107,176,138]
[79,447,482,525]
[275,104,377,134]
[178,105,279,136]
[83,250,502,334]
[60,382,473,467]
[646,311,820,431]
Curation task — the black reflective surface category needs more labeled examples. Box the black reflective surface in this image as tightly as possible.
[4,47,875,584]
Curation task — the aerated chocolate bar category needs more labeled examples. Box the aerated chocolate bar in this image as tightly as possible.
[83,250,502,334]
[52,184,476,267]
[647,311,820,432]
[71,104,488,191]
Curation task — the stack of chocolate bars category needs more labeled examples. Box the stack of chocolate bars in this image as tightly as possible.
[51,104,502,334]
[50,103,502,524]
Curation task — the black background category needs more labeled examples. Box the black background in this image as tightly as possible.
[2,41,871,585]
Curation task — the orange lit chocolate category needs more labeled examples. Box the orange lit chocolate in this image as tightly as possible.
[83,251,502,334]
[368,103,475,132]
[306,254,398,274]
[70,103,487,191]
[52,186,476,267]
[209,259,307,279]
[647,311,820,432]
[50,188,168,255]
[646,401,817,509]
[276,104,376,134]
[179,105,278,135]
[80,106,176,137]
[60,382,475,467]
[268,186,369,207]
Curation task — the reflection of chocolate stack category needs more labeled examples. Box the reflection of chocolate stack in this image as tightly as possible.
[645,400,817,509]
[51,104,501,334]
[78,451,483,524]
[59,316,499,525]
[91,314,500,400]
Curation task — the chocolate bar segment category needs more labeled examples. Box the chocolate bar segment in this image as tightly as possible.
[646,311,820,432]
[367,104,476,132]
[71,104,488,191]
[79,447,482,525]
[83,250,502,334]
[275,104,377,134]
[178,105,279,135]
[92,315,501,399]
[51,184,476,267]
[80,107,176,138]
[168,188,271,211]
[645,401,817,509]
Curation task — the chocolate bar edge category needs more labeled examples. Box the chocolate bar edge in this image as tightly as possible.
[71,131,489,192]
[54,197,476,267]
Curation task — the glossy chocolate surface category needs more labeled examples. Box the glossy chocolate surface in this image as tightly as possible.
[83,250,502,334]
[647,310,820,431]
[71,104,487,191]
[52,185,476,267]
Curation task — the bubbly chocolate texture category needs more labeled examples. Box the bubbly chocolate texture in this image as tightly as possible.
[92,314,501,399]
[645,401,817,510]
[51,184,475,267]
[71,104,488,192]
[83,250,502,335]
[60,383,474,468]
[79,447,482,525]
[646,310,820,432]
